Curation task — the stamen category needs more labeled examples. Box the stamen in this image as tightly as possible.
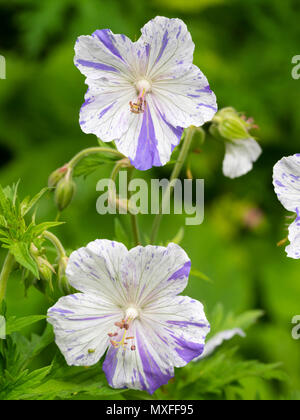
[107,307,138,350]
[130,79,151,114]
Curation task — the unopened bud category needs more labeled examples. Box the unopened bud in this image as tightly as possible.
[55,171,76,212]
[57,256,72,295]
[48,164,69,188]
[210,107,258,143]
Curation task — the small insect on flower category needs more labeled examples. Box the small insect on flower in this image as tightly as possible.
[47,240,210,394]
[74,16,217,170]
[273,154,300,259]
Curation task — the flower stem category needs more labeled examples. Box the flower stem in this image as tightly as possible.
[0,252,15,305]
[69,147,124,170]
[127,167,141,246]
[43,230,66,258]
[150,126,196,244]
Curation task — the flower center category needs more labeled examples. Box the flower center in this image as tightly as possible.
[130,79,151,114]
[107,306,139,351]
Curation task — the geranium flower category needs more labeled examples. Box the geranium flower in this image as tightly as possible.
[47,240,210,394]
[74,16,217,170]
[273,154,300,259]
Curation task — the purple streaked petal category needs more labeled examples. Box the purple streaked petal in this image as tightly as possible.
[130,104,161,171]
[76,59,119,73]
[273,154,300,213]
[120,243,191,306]
[47,292,123,367]
[93,29,125,62]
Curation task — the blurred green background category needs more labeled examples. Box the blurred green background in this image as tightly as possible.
[0,0,300,400]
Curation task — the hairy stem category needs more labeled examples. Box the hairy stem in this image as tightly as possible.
[43,230,66,258]
[150,126,196,244]
[69,147,124,170]
[0,252,15,305]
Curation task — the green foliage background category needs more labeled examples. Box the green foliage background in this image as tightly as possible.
[0,0,300,400]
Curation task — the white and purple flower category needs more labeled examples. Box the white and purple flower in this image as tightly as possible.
[74,16,217,170]
[47,240,210,394]
[273,154,300,259]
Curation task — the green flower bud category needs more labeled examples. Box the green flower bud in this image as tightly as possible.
[54,172,76,212]
[48,164,69,188]
[210,107,258,143]
[57,256,73,295]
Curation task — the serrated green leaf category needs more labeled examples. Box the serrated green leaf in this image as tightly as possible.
[25,221,64,238]
[9,241,39,277]
[21,187,49,217]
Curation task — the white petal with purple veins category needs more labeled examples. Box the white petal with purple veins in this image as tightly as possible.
[223,137,262,179]
[75,30,138,79]
[66,239,128,305]
[286,218,300,259]
[273,154,300,213]
[48,293,122,366]
[119,243,191,305]
[138,16,194,80]
[80,79,136,141]
[152,65,217,128]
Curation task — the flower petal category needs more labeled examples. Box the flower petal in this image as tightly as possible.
[286,219,300,259]
[103,296,209,394]
[75,30,136,79]
[138,16,194,80]
[66,240,128,306]
[273,154,300,213]
[115,95,183,170]
[79,79,136,141]
[194,328,246,361]
[48,293,122,366]
[120,243,191,306]
[152,64,217,128]
[223,137,262,179]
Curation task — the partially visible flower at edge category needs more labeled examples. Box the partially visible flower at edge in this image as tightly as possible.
[193,328,245,361]
[47,240,210,394]
[210,107,262,179]
[74,16,217,170]
[273,153,300,259]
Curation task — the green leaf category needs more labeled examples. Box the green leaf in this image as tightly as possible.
[6,315,46,335]
[25,221,64,239]
[21,187,49,217]
[9,241,39,277]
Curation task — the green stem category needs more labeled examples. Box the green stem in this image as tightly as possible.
[68,147,124,170]
[127,167,141,246]
[150,126,196,244]
[0,252,15,305]
[43,230,66,258]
